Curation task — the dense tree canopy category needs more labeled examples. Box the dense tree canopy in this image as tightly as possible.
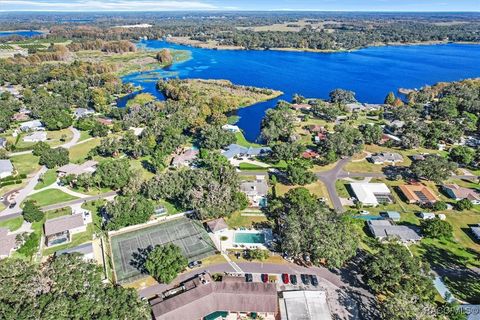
[39,147,69,169]
[0,255,150,320]
[145,244,187,284]
[410,155,457,183]
[22,200,44,222]
[104,195,154,230]
[260,101,296,144]
[421,218,453,240]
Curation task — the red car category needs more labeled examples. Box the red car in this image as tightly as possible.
[261,274,269,283]
[282,273,289,284]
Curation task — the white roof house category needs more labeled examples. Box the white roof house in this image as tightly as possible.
[23,131,47,142]
[0,159,14,179]
[73,108,94,119]
[19,120,44,132]
[221,124,240,133]
[280,290,332,320]
[350,183,392,206]
[57,160,98,177]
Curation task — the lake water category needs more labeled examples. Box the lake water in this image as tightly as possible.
[122,40,480,142]
[0,30,43,38]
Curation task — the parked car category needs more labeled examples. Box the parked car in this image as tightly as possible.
[290,274,298,285]
[310,275,318,286]
[261,274,269,283]
[359,210,370,215]
[301,274,310,285]
[245,273,253,282]
[188,260,202,269]
[282,273,289,284]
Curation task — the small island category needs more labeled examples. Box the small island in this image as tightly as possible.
[157,79,283,111]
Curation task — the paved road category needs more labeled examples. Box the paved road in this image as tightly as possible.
[0,166,48,216]
[315,158,351,213]
[0,191,117,221]
[138,261,356,299]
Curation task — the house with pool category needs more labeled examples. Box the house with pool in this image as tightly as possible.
[240,176,269,208]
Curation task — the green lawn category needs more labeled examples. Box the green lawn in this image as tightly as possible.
[46,128,74,147]
[235,131,263,148]
[225,211,269,229]
[10,153,40,176]
[0,216,24,232]
[238,162,268,170]
[34,169,57,190]
[45,207,72,220]
[25,189,78,207]
[78,130,93,142]
[69,138,100,163]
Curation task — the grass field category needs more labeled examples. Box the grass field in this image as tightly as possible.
[225,211,269,229]
[110,217,216,283]
[34,169,57,190]
[10,153,40,176]
[0,216,24,232]
[235,131,263,148]
[25,189,78,207]
[69,138,100,162]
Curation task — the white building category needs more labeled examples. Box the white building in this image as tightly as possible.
[221,124,240,133]
[0,159,14,179]
[19,120,44,132]
[23,131,47,142]
[350,183,392,206]
[280,291,332,320]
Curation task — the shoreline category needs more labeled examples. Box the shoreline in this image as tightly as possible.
[165,36,480,54]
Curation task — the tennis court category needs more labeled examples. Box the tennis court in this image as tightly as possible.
[110,217,216,284]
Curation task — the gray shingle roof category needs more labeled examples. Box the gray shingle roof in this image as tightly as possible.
[44,214,84,236]
[0,228,16,257]
[0,159,13,174]
[221,144,271,159]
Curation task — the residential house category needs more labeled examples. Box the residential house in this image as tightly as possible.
[23,131,47,142]
[419,212,436,220]
[302,149,319,159]
[171,148,199,168]
[0,159,14,179]
[55,242,95,261]
[367,220,421,243]
[314,131,327,143]
[73,108,94,119]
[411,154,427,162]
[240,176,268,207]
[44,214,87,247]
[11,112,29,122]
[19,120,44,132]
[57,160,98,177]
[221,124,240,133]
[306,125,324,134]
[96,117,113,126]
[369,152,403,165]
[150,272,278,320]
[0,228,17,259]
[206,218,228,234]
[0,137,7,149]
[279,290,332,320]
[221,144,271,160]
[129,127,145,136]
[290,103,312,111]
[350,183,392,206]
[443,184,480,205]
[398,184,439,204]
[345,102,365,112]
[382,211,401,221]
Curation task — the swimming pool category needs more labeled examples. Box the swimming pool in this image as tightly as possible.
[234,232,265,244]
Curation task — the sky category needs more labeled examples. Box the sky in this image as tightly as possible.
[0,0,479,12]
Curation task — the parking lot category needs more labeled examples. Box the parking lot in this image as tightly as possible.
[228,271,324,292]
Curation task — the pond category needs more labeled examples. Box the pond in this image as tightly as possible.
[122,40,480,142]
[0,30,43,38]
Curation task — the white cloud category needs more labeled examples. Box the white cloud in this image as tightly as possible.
[0,0,218,11]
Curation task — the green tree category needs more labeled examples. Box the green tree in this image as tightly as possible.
[329,88,356,105]
[22,200,44,222]
[430,96,459,120]
[360,124,383,145]
[145,244,187,284]
[198,125,236,150]
[39,147,69,168]
[32,141,50,156]
[156,49,173,65]
[284,159,316,185]
[430,201,448,211]
[271,142,305,162]
[384,92,396,105]
[95,158,131,190]
[16,233,39,259]
[411,155,457,183]
[311,101,342,121]
[455,198,473,211]
[260,101,296,144]
[449,146,475,166]
[421,218,453,239]
[248,248,269,261]
[105,195,154,230]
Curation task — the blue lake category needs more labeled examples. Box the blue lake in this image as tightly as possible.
[0,30,43,38]
[122,40,480,142]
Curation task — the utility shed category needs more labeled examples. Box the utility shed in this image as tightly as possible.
[280,291,332,320]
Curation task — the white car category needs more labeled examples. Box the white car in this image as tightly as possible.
[359,210,370,215]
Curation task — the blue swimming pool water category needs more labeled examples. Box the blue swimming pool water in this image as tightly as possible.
[234,232,265,244]
[122,40,480,142]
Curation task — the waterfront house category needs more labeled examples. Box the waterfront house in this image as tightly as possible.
[221,144,271,160]
[19,120,44,132]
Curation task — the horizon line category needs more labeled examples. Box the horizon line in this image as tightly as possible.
[1,10,480,13]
